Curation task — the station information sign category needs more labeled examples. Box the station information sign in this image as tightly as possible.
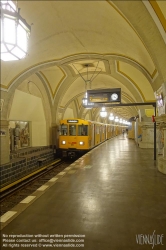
[87,88,121,103]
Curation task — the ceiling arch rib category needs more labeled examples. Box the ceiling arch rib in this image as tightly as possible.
[39,66,66,98]
[1,1,158,89]
[112,0,166,87]
[1,0,165,124]
[109,55,157,82]
[62,100,78,120]
[91,106,136,122]
[1,53,156,97]
[59,72,143,108]
[117,61,155,102]
[54,56,156,108]
[1,56,145,121]
[143,1,166,43]
[62,54,156,80]
[59,90,138,121]
[106,0,156,74]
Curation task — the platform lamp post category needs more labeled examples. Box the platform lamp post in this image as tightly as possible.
[82,92,94,109]
[100,107,107,123]
[109,113,114,122]
[109,113,114,121]
[1,0,31,61]
[114,116,119,123]
[100,107,107,118]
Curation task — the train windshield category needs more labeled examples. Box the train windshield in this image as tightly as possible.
[69,125,76,136]
[60,124,68,135]
[78,125,88,136]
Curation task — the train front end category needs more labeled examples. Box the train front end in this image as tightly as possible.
[59,119,90,158]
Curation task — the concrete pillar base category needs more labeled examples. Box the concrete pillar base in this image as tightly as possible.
[0,120,10,165]
[155,115,166,175]
[138,122,155,149]
[139,141,154,148]
[158,157,166,174]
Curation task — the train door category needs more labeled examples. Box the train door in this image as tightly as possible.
[95,124,99,145]
[115,126,118,136]
[100,125,102,142]
[91,123,95,148]
[94,124,97,145]
[110,125,112,138]
[93,124,96,146]
[112,125,115,137]
[102,125,106,142]
[106,124,107,140]
[108,125,111,139]
[101,125,104,141]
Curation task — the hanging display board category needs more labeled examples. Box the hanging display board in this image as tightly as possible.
[87,88,121,103]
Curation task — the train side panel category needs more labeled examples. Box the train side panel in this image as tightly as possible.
[89,123,95,148]
[59,118,124,158]
[107,124,111,139]
[94,124,101,146]
[101,124,106,142]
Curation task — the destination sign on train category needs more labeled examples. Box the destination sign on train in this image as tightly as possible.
[67,120,79,123]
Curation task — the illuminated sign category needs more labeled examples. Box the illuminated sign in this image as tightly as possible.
[89,95,108,102]
[87,88,121,103]
[67,120,78,123]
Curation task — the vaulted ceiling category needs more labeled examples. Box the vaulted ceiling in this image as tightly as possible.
[1,0,166,122]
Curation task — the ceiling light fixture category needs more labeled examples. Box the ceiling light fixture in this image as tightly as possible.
[109,113,114,121]
[1,0,31,61]
[82,92,94,109]
[72,61,102,90]
[115,116,119,122]
[100,107,107,118]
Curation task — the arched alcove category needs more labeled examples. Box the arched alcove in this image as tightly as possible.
[8,88,47,147]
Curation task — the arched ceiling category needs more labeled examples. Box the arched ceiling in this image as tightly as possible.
[1,0,166,122]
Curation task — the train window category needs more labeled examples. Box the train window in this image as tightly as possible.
[60,125,68,135]
[78,125,88,136]
[69,125,76,136]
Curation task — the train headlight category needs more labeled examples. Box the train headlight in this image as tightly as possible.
[62,141,66,145]
[79,141,84,145]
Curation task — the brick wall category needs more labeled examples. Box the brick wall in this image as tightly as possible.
[0,146,54,189]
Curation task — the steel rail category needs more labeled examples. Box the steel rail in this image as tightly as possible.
[0,159,64,201]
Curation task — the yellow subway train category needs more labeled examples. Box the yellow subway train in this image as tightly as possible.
[59,118,125,158]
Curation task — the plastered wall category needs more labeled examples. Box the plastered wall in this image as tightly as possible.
[9,89,47,146]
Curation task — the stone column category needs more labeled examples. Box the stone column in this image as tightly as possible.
[135,118,138,143]
[0,120,10,165]
[163,128,166,158]
[51,123,59,148]
[155,115,166,174]
[139,122,154,148]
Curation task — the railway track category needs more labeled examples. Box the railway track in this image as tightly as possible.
[0,158,74,216]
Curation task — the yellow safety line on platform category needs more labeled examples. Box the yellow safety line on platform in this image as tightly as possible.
[0,159,61,193]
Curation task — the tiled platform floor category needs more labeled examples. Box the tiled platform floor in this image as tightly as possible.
[1,135,166,249]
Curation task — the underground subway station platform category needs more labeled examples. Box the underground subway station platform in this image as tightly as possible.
[0,0,166,249]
